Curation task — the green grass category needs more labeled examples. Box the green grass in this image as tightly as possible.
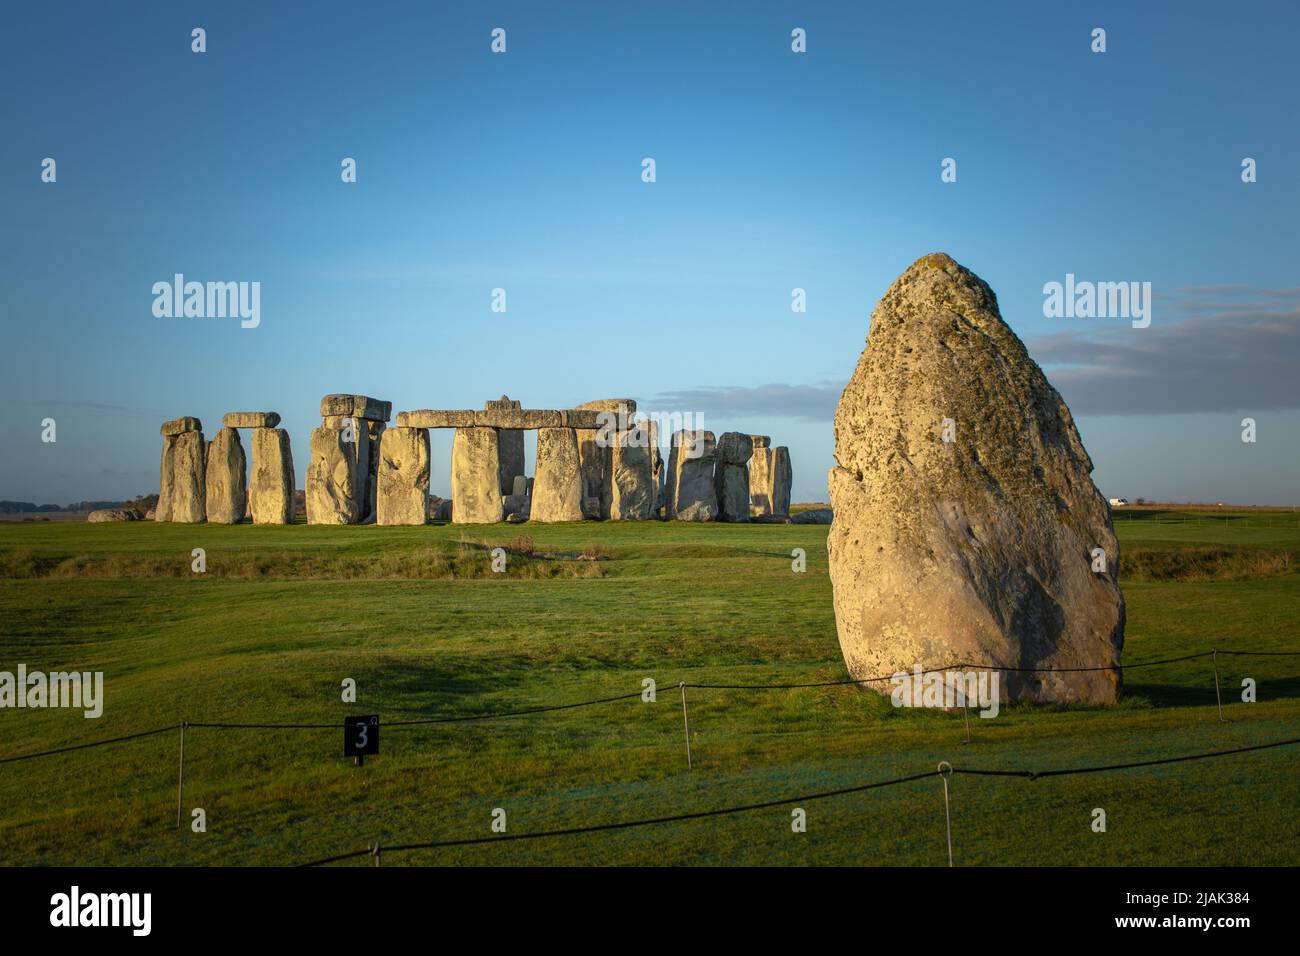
[1,511,1298,866]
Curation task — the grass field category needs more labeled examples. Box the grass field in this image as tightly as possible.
[1,509,1298,866]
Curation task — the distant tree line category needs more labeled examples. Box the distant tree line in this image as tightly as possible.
[0,494,159,514]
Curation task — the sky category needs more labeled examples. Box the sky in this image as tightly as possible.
[2,1,1297,505]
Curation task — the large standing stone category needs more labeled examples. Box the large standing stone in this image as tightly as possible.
[574,399,636,519]
[486,396,526,495]
[306,422,369,524]
[169,430,207,523]
[204,427,247,524]
[157,435,177,522]
[827,253,1125,704]
[749,442,791,518]
[250,427,295,524]
[531,428,584,522]
[361,420,385,523]
[450,427,504,523]
[611,424,656,520]
[714,432,754,522]
[667,430,718,521]
[157,417,203,521]
[376,427,430,525]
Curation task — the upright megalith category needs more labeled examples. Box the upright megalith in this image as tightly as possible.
[487,396,525,495]
[204,427,247,524]
[827,253,1125,704]
[170,430,207,523]
[749,438,791,519]
[531,428,584,522]
[450,427,504,523]
[574,399,635,519]
[306,422,369,525]
[250,427,294,524]
[714,432,754,522]
[376,426,430,525]
[667,430,718,521]
[157,417,206,522]
[611,423,656,520]
[310,394,390,524]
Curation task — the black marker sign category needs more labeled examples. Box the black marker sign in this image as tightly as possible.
[344,715,379,758]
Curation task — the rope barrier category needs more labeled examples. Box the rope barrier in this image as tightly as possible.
[0,644,1294,763]
[297,735,1300,867]
[0,723,178,765]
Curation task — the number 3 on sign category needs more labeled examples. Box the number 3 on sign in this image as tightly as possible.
[344,715,380,764]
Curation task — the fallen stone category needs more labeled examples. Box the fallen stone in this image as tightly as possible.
[531,427,584,522]
[827,252,1125,704]
[791,507,832,524]
[376,426,429,525]
[204,427,247,524]
[503,493,531,519]
[222,411,280,429]
[87,508,141,522]
[250,427,295,524]
[160,416,202,437]
[450,427,503,523]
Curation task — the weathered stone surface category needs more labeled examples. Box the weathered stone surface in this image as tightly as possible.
[560,409,602,429]
[827,253,1125,704]
[250,427,294,524]
[497,426,525,496]
[749,446,792,518]
[531,428,584,522]
[485,395,522,411]
[714,432,754,522]
[717,432,754,466]
[667,430,717,521]
[376,426,429,525]
[751,435,771,448]
[87,508,141,522]
[222,411,280,429]
[450,427,503,523]
[791,507,832,525]
[361,420,385,522]
[156,435,177,521]
[512,475,529,497]
[714,465,750,522]
[306,424,369,524]
[397,408,573,429]
[320,394,391,421]
[397,410,476,428]
[646,419,665,517]
[611,425,656,520]
[503,493,531,520]
[204,427,247,524]
[160,416,202,437]
[170,430,207,523]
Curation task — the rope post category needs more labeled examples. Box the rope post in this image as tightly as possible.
[937,761,954,867]
[371,841,381,867]
[679,681,693,770]
[175,720,187,829]
[962,700,972,745]
[1212,650,1227,723]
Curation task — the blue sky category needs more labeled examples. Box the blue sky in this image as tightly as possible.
[2,1,1297,504]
